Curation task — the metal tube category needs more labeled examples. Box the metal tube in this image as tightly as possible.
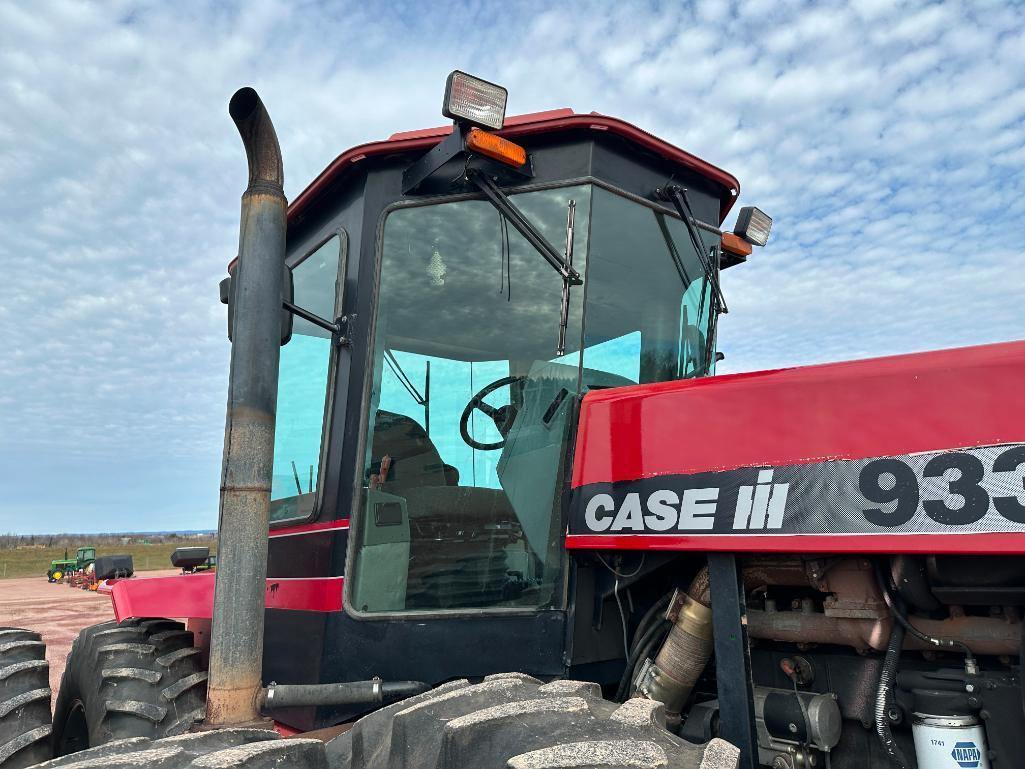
[261,680,428,709]
[746,609,1021,656]
[204,87,287,727]
[635,567,713,719]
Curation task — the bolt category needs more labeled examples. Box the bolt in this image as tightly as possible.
[887,707,902,723]
[789,722,798,733]
[966,683,975,692]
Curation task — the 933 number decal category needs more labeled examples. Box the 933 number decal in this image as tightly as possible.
[860,446,1025,527]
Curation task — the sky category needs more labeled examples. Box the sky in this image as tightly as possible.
[1,0,1023,534]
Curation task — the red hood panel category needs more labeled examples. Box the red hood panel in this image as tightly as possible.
[572,340,1025,488]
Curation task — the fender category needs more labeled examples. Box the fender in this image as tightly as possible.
[100,573,344,623]
[99,522,349,621]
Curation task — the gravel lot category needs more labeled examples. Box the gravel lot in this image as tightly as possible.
[0,570,179,700]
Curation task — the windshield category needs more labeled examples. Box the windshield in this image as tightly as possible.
[350,184,716,614]
[578,186,716,385]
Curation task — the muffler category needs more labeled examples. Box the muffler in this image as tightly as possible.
[204,87,287,727]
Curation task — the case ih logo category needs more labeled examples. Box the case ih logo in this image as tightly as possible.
[951,741,982,768]
[568,444,1025,540]
[583,470,789,533]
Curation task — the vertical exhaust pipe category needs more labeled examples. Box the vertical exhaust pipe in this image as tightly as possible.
[204,87,286,727]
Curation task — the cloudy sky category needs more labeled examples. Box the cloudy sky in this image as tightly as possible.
[1,0,1023,534]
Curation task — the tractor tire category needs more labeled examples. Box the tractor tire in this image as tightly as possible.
[33,728,328,769]
[0,628,52,769]
[331,673,738,769]
[52,618,208,757]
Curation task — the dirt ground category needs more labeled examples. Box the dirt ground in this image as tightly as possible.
[0,570,179,699]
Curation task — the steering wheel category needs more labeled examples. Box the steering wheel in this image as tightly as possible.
[459,375,525,450]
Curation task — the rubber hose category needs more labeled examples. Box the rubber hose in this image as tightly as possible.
[628,622,671,692]
[875,622,914,769]
[632,594,672,652]
[616,618,671,701]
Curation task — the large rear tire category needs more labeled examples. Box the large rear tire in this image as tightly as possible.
[52,618,207,757]
[32,728,327,769]
[0,628,52,769]
[331,672,738,769]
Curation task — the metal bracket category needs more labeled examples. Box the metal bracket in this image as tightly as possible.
[282,300,350,347]
[708,554,759,769]
[402,122,534,194]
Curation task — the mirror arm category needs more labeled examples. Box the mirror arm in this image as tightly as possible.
[283,299,349,346]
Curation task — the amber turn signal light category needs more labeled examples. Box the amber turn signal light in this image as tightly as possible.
[721,232,752,257]
[466,127,527,168]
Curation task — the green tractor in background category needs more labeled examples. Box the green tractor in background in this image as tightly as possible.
[46,547,95,583]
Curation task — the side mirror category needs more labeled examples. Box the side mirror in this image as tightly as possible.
[220,262,294,345]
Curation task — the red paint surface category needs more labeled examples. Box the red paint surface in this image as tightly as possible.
[107,573,344,623]
[269,518,349,537]
[572,340,1025,488]
[565,533,1025,555]
[287,112,740,226]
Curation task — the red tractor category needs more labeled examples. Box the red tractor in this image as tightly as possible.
[2,72,1023,769]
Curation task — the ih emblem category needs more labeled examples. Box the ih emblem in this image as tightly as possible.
[732,470,789,530]
[951,741,982,768]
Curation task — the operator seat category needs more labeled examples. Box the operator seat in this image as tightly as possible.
[370,410,450,490]
[369,410,515,527]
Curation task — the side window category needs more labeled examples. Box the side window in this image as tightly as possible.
[269,233,345,523]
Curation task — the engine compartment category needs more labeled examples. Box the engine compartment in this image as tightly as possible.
[585,553,1025,769]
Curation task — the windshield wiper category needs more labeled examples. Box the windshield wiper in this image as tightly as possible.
[657,184,728,315]
[654,185,728,375]
[466,169,581,285]
[654,212,695,288]
[466,168,582,356]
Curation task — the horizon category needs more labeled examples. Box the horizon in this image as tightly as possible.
[2,0,1023,534]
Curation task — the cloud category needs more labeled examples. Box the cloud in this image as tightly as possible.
[0,0,1023,533]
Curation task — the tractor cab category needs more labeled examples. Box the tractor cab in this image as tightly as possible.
[261,74,762,625]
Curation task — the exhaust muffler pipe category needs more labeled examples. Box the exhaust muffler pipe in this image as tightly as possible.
[634,567,714,722]
[204,87,287,727]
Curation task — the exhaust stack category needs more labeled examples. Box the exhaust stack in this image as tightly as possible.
[204,87,287,727]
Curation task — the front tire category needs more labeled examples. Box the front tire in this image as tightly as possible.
[33,728,327,769]
[333,672,738,769]
[0,628,52,769]
[52,618,207,757]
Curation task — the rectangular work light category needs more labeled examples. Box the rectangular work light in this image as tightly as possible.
[443,71,508,130]
[734,206,773,247]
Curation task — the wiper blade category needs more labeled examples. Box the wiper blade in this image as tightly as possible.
[654,212,694,288]
[658,185,728,315]
[466,168,582,285]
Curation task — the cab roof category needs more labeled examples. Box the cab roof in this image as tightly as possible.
[286,109,741,228]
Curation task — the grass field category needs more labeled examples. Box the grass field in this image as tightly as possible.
[0,539,217,579]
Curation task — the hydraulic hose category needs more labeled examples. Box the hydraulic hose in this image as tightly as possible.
[874,562,976,670]
[615,593,673,701]
[616,615,671,701]
[875,621,914,769]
